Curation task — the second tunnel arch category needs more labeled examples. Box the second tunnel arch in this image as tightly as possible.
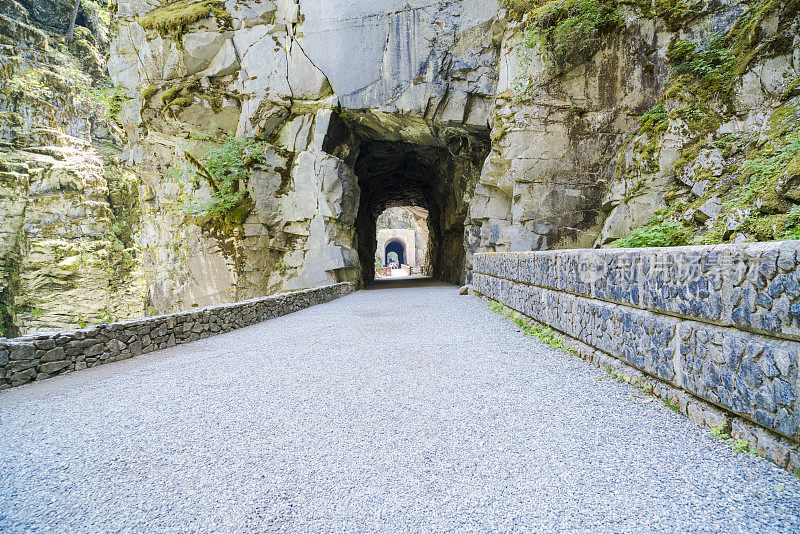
[385,240,405,266]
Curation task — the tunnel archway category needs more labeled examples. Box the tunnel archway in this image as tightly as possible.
[319,111,490,286]
[351,134,490,286]
[384,240,406,266]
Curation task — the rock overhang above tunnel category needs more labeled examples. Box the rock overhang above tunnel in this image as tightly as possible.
[337,107,492,148]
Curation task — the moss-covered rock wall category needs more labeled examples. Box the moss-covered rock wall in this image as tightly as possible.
[469,0,800,265]
[0,0,146,336]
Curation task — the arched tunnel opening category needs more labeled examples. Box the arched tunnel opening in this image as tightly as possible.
[352,134,490,286]
[319,111,491,287]
[384,240,405,267]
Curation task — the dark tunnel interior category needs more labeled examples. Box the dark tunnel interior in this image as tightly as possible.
[320,111,490,287]
[352,133,489,286]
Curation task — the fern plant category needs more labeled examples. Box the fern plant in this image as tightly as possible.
[182,135,268,227]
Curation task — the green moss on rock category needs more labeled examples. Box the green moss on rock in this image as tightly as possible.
[653,0,704,31]
[141,86,158,101]
[138,0,231,41]
[169,97,194,108]
[160,85,186,106]
[505,0,622,89]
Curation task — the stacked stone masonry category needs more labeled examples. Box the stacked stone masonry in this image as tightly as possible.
[0,283,355,389]
[474,242,800,446]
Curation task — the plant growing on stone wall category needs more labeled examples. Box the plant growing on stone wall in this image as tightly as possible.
[665,34,737,98]
[709,425,758,454]
[663,396,681,413]
[181,135,268,228]
[86,84,130,122]
[7,67,48,99]
[105,166,140,282]
[504,0,621,92]
[71,315,89,329]
[613,218,691,248]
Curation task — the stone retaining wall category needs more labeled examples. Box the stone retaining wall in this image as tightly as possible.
[0,283,355,389]
[474,242,800,467]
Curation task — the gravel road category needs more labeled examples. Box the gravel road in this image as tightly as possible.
[1,279,799,532]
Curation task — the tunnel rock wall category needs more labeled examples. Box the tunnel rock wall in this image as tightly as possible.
[467,8,672,265]
[109,0,363,313]
[471,0,800,262]
[108,0,499,302]
[596,2,800,247]
[297,0,500,137]
[0,0,795,335]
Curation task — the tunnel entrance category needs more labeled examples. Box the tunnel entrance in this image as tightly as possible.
[349,132,489,286]
[375,206,431,276]
[319,111,490,286]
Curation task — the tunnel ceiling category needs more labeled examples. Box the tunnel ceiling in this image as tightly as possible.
[354,140,448,218]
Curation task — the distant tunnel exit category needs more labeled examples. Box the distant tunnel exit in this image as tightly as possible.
[384,240,406,267]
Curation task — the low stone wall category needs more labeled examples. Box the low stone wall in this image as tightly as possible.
[0,283,355,389]
[474,242,800,468]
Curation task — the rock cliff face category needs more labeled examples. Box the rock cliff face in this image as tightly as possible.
[592,0,800,249]
[106,0,800,301]
[4,0,799,335]
[471,0,800,261]
[0,0,145,337]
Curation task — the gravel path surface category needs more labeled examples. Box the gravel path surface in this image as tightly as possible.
[2,279,800,532]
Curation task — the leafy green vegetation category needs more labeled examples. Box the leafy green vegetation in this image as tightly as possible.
[138,0,230,41]
[0,295,16,338]
[489,301,505,314]
[709,425,757,454]
[522,322,570,351]
[617,102,800,247]
[503,0,621,91]
[596,368,626,382]
[639,103,668,132]
[613,218,691,248]
[703,105,800,242]
[652,0,704,31]
[83,0,111,26]
[662,0,791,101]
[106,166,140,255]
[71,314,89,329]
[87,84,129,121]
[663,396,681,413]
[665,35,737,97]
[487,299,575,353]
[181,135,268,228]
[608,0,800,247]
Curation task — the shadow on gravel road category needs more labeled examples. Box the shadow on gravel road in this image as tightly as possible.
[367,276,453,290]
